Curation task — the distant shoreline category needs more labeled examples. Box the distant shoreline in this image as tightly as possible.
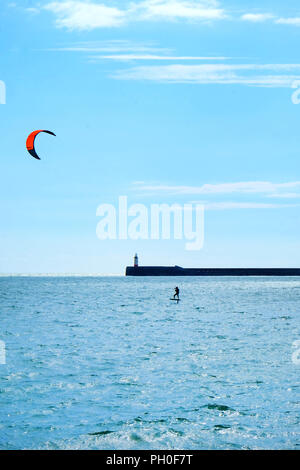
[2,271,300,278]
[126,266,300,276]
[0,273,124,277]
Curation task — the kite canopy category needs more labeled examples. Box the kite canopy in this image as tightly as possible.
[26,130,56,160]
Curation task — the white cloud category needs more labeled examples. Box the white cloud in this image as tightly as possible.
[133,182,300,209]
[133,181,300,195]
[114,63,300,87]
[32,2,300,30]
[44,1,126,30]
[90,54,230,61]
[49,40,168,53]
[241,13,274,23]
[49,40,230,62]
[267,192,300,199]
[131,0,226,21]
[203,202,299,210]
[275,17,300,26]
[43,0,226,30]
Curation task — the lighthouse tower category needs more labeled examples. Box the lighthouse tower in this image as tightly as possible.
[134,253,139,268]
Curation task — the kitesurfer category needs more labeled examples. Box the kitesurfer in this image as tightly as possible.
[173,286,180,300]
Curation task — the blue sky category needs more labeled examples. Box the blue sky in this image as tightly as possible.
[1,0,300,273]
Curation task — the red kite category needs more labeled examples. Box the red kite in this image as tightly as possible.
[26,130,56,160]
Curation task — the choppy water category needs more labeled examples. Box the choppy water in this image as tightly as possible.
[0,276,299,450]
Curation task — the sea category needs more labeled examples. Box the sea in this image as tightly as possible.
[0,275,299,450]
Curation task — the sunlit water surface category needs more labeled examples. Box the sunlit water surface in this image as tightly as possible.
[0,276,299,449]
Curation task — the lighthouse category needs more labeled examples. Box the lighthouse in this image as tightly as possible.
[134,253,139,268]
